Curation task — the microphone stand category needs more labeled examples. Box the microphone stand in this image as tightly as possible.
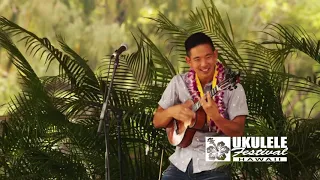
[116,109,123,180]
[98,54,123,180]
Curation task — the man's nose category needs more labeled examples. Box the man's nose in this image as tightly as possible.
[200,59,207,67]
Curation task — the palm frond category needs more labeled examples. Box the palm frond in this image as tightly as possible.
[146,11,190,71]
[261,23,320,64]
[240,36,320,96]
[0,28,41,90]
[147,0,246,72]
[0,16,101,104]
[137,29,177,78]
[56,35,101,98]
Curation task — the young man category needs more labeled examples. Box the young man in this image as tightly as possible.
[153,32,249,180]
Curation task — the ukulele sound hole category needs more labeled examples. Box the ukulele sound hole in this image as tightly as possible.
[174,120,179,134]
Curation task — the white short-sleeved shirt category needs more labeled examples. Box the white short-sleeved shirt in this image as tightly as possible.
[158,73,249,173]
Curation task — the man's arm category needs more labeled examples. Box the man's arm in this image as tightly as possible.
[153,106,174,128]
[211,115,246,136]
[153,100,195,128]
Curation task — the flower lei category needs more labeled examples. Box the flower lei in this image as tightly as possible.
[185,61,226,133]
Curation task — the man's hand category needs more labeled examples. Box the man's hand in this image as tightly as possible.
[199,92,220,120]
[169,100,195,123]
[153,100,195,128]
[198,91,246,136]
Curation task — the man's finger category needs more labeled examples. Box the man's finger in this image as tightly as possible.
[200,94,206,101]
[184,99,194,108]
[179,114,193,122]
[183,108,195,116]
[200,95,208,106]
[206,92,212,104]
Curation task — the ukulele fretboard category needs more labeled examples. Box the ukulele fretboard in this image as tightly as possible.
[191,86,219,112]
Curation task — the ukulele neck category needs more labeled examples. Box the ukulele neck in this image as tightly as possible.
[191,86,220,112]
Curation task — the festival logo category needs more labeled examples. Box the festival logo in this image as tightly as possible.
[205,137,288,162]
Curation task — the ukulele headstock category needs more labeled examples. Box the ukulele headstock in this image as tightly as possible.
[218,68,240,92]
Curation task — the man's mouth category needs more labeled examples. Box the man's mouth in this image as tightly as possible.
[200,68,210,73]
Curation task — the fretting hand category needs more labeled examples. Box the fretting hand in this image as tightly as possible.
[199,92,220,121]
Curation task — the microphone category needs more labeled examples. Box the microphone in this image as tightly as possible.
[111,43,128,58]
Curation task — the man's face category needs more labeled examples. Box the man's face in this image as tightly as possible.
[186,44,218,84]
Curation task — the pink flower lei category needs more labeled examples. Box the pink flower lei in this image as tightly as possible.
[185,61,226,133]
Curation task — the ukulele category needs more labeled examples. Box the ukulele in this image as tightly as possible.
[165,69,240,148]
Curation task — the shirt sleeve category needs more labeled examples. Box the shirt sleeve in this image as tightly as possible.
[158,75,179,109]
[227,83,249,120]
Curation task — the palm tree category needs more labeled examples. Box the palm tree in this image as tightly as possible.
[0,1,319,179]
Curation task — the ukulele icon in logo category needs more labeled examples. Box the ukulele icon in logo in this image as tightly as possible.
[206,137,230,161]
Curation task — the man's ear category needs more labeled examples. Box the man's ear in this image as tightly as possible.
[185,56,191,65]
[213,49,218,59]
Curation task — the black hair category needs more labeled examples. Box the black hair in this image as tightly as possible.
[184,32,215,56]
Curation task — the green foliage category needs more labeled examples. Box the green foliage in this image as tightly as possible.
[0,1,320,180]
